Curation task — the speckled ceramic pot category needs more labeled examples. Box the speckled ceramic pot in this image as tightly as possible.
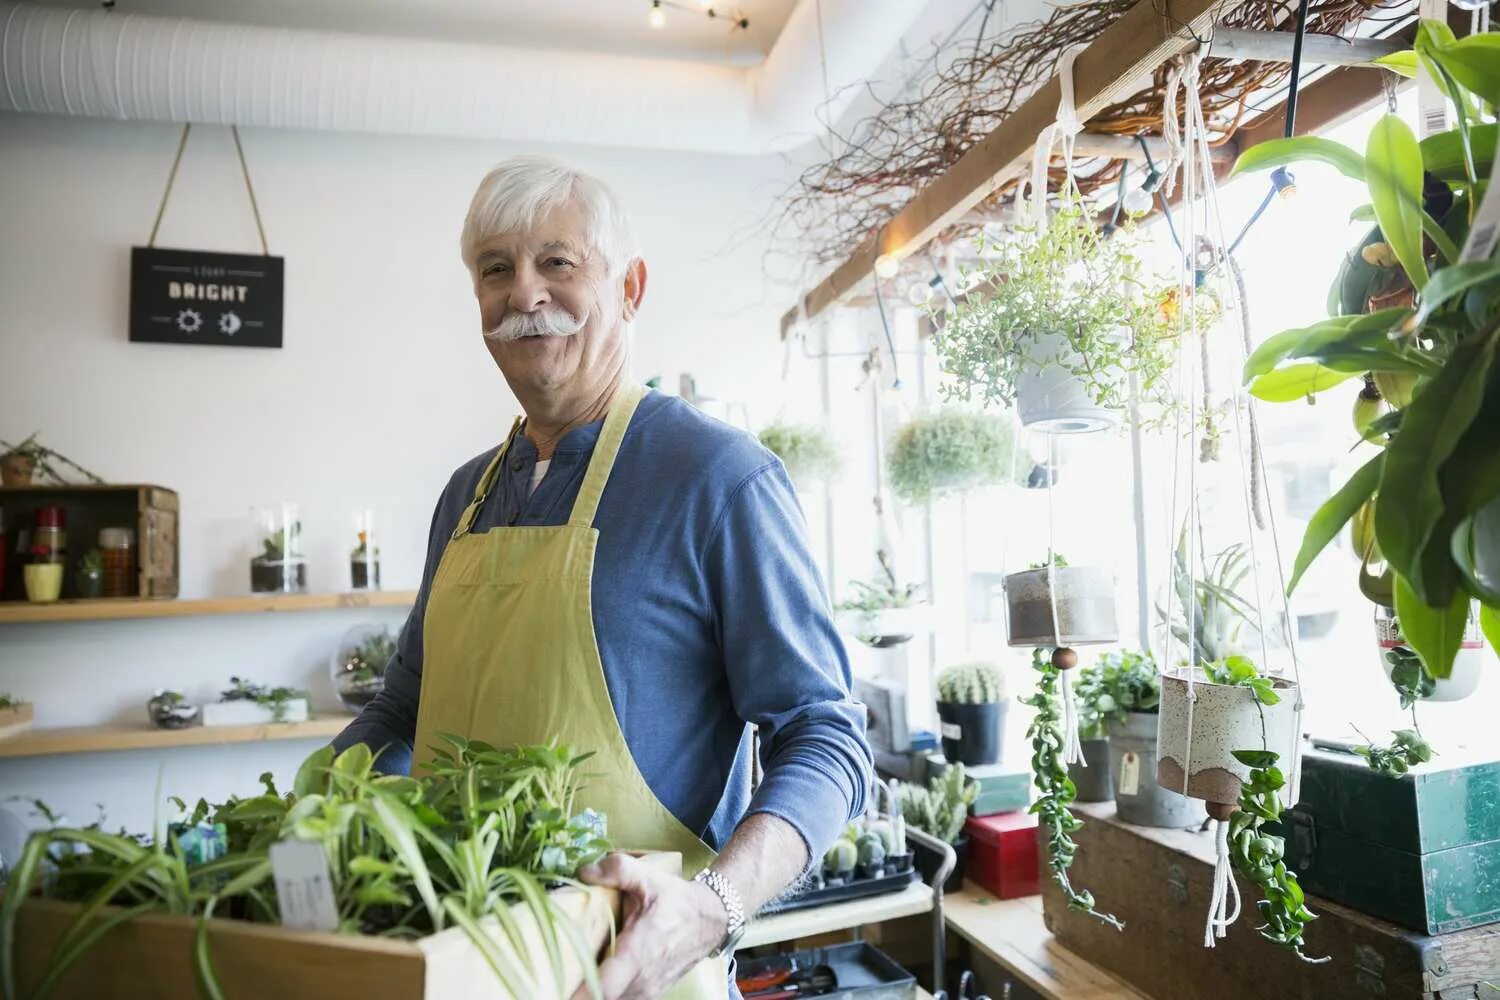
[1155,671,1299,806]
[1003,566,1118,647]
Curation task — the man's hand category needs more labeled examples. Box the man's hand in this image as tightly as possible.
[570,853,728,1000]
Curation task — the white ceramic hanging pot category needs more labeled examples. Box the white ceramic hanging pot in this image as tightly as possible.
[1375,606,1486,702]
[1014,330,1121,434]
[1156,671,1300,806]
[838,605,932,649]
[1003,566,1118,647]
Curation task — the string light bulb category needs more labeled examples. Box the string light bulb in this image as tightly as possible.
[874,253,899,280]
[906,279,935,307]
[1121,185,1154,217]
[649,1,665,29]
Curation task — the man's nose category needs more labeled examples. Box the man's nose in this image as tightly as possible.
[508,261,550,313]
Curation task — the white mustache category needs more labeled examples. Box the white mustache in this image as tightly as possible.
[483,307,587,342]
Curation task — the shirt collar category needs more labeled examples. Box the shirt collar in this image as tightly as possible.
[509,419,604,461]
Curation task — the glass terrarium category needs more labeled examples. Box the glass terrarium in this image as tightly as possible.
[249,504,307,594]
[331,623,397,710]
[350,508,382,591]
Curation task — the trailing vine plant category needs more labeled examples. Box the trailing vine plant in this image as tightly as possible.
[1023,647,1122,930]
[1354,646,1436,778]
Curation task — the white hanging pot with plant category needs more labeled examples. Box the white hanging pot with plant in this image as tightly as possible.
[1375,605,1485,702]
[1003,565,1118,647]
[1014,329,1123,434]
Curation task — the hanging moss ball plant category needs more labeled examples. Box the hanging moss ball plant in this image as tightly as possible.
[758,421,842,487]
[887,409,1022,506]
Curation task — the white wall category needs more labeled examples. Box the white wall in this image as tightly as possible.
[0,111,794,834]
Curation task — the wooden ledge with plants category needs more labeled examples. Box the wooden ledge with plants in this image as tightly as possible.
[1,737,642,1000]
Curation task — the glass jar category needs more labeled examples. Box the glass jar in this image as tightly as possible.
[32,506,66,565]
[100,527,137,598]
[249,504,307,594]
[349,509,381,591]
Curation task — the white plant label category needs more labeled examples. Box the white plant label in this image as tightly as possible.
[940,722,962,741]
[270,839,339,931]
[1118,751,1140,796]
[1459,126,1500,262]
[1417,0,1449,139]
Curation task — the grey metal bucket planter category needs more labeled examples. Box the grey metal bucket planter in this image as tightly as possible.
[1067,737,1113,802]
[1108,712,1199,828]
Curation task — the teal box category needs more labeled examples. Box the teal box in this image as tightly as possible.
[923,753,1031,816]
[1284,744,1500,935]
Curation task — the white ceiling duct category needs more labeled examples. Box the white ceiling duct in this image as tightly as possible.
[0,0,928,155]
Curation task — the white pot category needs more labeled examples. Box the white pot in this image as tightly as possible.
[1376,609,1486,702]
[1014,331,1120,434]
[1156,672,1299,806]
[837,605,931,649]
[1003,566,1118,647]
[202,697,310,727]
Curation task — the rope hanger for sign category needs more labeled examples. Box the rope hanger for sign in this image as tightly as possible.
[148,123,271,255]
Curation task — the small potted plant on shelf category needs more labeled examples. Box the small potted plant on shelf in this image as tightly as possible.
[75,549,104,599]
[249,511,307,594]
[331,625,397,710]
[898,764,976,892]
[23,544,63,604]
[835,550,927,648]
[350,530,381,591]
[146,690,201,730]
[0,692,35,740]
[1066,666,1114,804]
[758,421,842,489]
[0,433,105,486]
[1085,650,1199,828]
[202,676,310,727]
[887,409,1023,506]
[1004,554,1119,648]
[934,662,1007,767]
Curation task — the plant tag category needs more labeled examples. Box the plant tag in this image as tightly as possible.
[1118,752,1140,796]
[1459,127,1500,262]
[1416,0,1449,139]
[940,722,962,741]
[270,839,338,931]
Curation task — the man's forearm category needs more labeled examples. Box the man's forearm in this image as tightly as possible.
[708,812,809,914]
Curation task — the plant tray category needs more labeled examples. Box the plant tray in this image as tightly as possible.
[761,865,920,916]
[201,698,310,727]
[736,941,917,999]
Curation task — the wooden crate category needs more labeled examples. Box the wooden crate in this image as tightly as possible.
[1,484,178,601]
[1039,802,1500,1000]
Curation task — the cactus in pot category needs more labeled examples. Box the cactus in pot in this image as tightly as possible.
[935,662,1007,767]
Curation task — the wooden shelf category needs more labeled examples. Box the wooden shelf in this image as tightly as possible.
[0,591,416,624]
[0,715,353,759]
[944,883,1149,1000]
[743,882,933,949]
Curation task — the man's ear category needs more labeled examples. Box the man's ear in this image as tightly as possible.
[621,258,647,321]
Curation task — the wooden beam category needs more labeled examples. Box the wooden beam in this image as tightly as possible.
[779,0,1247,337]
[1236,62,1400,147]
[1209,28,1405,67]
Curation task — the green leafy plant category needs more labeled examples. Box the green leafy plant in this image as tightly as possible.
[1233,21,1500,682]
[1203,654,1282,707]
[1385,644,1436,708]
[341,632,398,686]
[1354,728,1434,777]
[1076,650,1161,734]
[836,550,922,614]
[77,550,104,574]
[1022,648,1122,929]
[350,530,380,560]
[221,677,309,723]
[0,433,104,485]
[0,692,18,710]
[758,422,842,484]
[256,522,303,561]
[935,663,1006,705]
[898,764,976,844]
[1,739,612,1000]
[887,409,1023,505]
[1028,551,1069,570]
[933,204,1177,418]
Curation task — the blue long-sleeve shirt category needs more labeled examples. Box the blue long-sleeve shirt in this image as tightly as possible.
[333,390,872,866]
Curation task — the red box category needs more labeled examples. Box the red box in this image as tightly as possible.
[963,812,1039,899]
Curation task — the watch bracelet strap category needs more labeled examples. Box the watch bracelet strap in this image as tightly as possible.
[693,868,745,953]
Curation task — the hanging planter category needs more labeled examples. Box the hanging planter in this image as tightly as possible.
[887,409,1024,506]
[1155,667,1300,806]
[1003,565,1118,647]
[1375,606,1484,703]
[758,422,843,490]
[836,553,928,649]
[1014,330,1123,433]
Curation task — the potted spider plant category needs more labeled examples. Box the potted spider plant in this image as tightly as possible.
[887,409,1023,506]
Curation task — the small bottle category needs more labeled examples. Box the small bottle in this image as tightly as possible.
[100,527,137,598]
[32,507,66,565]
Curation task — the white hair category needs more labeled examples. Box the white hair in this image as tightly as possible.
[460,155,638,278]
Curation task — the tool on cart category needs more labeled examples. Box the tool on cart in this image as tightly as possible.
[738,963,838,998]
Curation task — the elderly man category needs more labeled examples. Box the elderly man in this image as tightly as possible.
[333,155,872,1000]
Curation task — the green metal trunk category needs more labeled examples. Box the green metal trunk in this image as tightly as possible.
[1285,744,1500,935]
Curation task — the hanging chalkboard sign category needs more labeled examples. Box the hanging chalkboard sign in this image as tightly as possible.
[129,246,284,349]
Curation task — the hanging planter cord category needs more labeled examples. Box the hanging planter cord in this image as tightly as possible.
[1204,802,1243,946]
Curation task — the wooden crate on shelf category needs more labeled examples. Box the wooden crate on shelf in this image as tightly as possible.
[1,484,178,601]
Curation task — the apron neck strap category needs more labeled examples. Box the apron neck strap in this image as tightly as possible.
[452,417,524,539]
[568,382,647,528]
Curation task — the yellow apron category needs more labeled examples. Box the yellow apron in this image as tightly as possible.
[411,383,727,999]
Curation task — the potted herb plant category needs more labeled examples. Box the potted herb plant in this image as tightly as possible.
[146,689,201,730]
[1233,21,1500,688]
[887,409,1022,506]
[1004,555,1119,648]
[758,421,842,488]
[899,764,976,893]
[0,434,104,486]
[332,625,397,710]
[1066,665,1115,804]
[202,676,310,726]
[23,545,63,604]
[933,203,1174,434]
[0,692,34,740]
[75,549,104,599]
[1086,650,1199,827]
[836,550,928,648]
[249,508,307,594]
[934,662,1007,767]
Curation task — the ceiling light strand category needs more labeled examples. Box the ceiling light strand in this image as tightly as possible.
[646,1,751,32]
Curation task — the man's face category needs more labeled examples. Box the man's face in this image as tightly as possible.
[472,200,637,395]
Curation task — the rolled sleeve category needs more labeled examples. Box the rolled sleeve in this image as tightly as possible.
[704,462,873,867]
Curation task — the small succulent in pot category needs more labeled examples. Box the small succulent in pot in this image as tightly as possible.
[76,549,105,599]
[935,662,1007,767]
[350,530,381,591]
[147,690,201,730]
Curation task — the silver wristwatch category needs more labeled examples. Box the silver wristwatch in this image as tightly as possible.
[692,868,746,957]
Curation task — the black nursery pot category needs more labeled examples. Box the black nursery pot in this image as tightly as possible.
[912,835,968,894]
[937,701,1005,766]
